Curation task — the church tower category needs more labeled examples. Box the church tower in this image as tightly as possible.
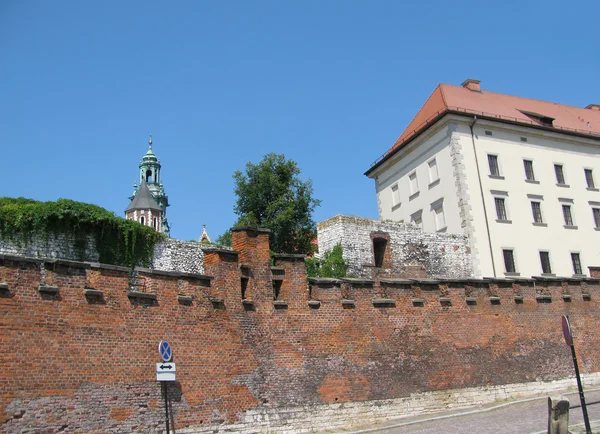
[125,136,170,235]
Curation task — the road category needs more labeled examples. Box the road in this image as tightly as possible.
[342,389,600,434]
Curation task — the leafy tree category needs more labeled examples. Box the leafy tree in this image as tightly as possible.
[306,243,347,278]
[215,229,232,247]
[232,153,320,254]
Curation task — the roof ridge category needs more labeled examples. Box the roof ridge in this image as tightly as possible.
[442,83,595,112]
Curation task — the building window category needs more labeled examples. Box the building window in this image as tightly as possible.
[409,172,419,196]
[540,251,552,274]
[571,253,583,275]
[585,169,595,188]
[428,159,439,184]
[140,216,145,225]
[391,184,400,207]
[531,202,543,223]
[432,202,446,230]
[503,249,516,273]
[562,205,573,226]
[485,130,493,136]
[153,217,157,230]
[523,160,535,181]
[411,210,423,228]
[495,197,507,221]
[593,208,600,228]
[555,164,566,185]
[488,155,500,176]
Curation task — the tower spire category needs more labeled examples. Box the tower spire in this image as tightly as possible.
[125,136,170,236]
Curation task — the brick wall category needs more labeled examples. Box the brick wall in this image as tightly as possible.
[1,229,600,433]
[317,215,473,279]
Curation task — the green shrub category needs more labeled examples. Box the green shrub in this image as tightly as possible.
[0,197,164,268]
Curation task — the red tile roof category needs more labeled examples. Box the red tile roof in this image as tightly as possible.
[366,82,600,174]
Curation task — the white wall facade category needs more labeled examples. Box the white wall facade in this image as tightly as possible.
[370,115,600,278]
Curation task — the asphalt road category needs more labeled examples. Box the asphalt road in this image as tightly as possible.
[345,389,600,434]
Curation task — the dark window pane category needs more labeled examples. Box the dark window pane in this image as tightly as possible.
[571,253,582,275]
[562,205,573,226]
[585,169,595,188]
[495,198,507,220]
[488,155,499,176]
[524,160,535,180]
[540,252,552,274]
[531,202,543,223]
[594,208,600,228]
[555,165,565,184]
[503,250,515,273]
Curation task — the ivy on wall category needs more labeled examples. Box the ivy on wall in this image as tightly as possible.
[0,197,164,268]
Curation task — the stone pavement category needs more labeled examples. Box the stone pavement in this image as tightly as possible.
[328,388,600,434]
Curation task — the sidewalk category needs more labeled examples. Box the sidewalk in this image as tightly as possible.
[327,388,600,434]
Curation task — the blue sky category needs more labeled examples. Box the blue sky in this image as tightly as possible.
[2,1,599,243]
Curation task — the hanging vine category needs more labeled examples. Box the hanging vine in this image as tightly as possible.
[0,197,164,268]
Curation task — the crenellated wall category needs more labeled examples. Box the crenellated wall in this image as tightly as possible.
[1,228,600,433]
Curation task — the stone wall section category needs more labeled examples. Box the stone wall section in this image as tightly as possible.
[317,215,474,279]
[0,232,99,262]
[151,238,206,274]
[0,232,235,276]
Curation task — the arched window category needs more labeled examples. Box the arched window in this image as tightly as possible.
[153,218,157,229]
[146,169,153,183]
[140,216,145,225]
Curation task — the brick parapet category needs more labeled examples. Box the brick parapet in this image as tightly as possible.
[2,252,600,433]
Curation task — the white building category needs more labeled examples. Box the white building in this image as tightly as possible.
[365,79,600,278]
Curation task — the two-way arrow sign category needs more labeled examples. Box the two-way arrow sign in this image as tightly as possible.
[156,362,176,382]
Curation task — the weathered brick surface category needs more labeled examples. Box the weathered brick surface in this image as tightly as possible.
[1,229,600,433]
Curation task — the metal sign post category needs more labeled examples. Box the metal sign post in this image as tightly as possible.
[562,315,591,434]
[157,340,175,434]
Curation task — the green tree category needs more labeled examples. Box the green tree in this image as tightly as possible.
[215,229,232,247]
[232,153,320,254]
[306,243,347,278]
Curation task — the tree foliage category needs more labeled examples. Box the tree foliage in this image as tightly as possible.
[215,229,232,247]
[232,153,320,254]
[306,243,347,278]
[0,197,164,268]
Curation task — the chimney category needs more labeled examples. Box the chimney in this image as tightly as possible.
[461,79,481,92]
[586,104,600,111]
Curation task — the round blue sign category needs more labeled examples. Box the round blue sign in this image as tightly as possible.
[159,340,172,362]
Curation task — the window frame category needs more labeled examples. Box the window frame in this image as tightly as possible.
[488,154,500,177]
[562,204,574,226]
[495,197,508,221]
[391,184,401,209]
[539,251,552,275]
[431,199,446,231]
[428,158,440,185]
[531,201,544,224]
[408,171,419,198]
[585,168,596,189]
[593,207,600,229]
[571,252,583,276]
[523,159,535,181]
[554,164,566,185]
[502,249,516,274]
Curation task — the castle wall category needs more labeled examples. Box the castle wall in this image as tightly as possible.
[317,215,474,279]
[1,229,600,433]
[0,233,212,275]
